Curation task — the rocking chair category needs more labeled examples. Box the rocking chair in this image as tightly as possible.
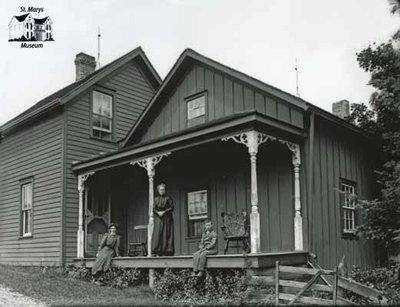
[127,224,148,256]
[221,210,250,254]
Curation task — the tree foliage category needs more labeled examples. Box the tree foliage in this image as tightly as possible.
[348,2,400,259]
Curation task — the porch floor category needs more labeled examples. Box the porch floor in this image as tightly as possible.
[74,251,308,269]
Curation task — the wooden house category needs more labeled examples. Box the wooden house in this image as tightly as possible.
[0,47,160,266]
[0,47,377,272]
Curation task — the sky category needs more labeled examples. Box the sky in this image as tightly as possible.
[0,0,398,125]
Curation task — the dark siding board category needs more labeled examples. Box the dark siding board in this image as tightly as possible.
[214,73,224,119]
[277,102,291,123]
[255,92,265,114]
[233,82,244,113]
[326,135,337,266]
[265,96,277,118]
[243,87,255,111]
[290,109,304,128]
[0,112,63,265]
[205,68,215,122]
[320,132,330,266]
[223,78,234,116]
[196,65,205,92]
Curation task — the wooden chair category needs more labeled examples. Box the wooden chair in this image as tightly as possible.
[221,210,250,254]
[127,225,147,256]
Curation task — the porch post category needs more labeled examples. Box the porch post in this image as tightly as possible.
[292,144,303,251]
[279,141,303,251]
[77,172,94,258]
[131,152,170,288]
[222,130,273,254]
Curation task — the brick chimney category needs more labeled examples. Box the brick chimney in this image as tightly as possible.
[74,52,96,81]
[332,100,350,119]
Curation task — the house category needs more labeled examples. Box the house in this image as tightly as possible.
[0,47,377,272]
[34,17,53,41]
[8,14,53,41]
[8,14,35,40]
[0,47,161,266]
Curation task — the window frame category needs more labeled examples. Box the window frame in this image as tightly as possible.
[339,178,358,239]
[20,178,34,238]
[185,91,208,124]
[90,88,116,142]
[185,187,210,240]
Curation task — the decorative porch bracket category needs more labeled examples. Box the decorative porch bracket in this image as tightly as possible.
[222,130,303,253]
[222,131,275,254]
[130,152,171,257]
[77,171,95,258]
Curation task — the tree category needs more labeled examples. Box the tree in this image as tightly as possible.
[348,2,400,260]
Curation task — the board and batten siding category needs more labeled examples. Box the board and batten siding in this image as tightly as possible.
[0,112,63,265]
[308,117,376,269]
[64,60,156,263]
[136,63,304,144]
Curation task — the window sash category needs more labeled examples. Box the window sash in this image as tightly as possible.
[92,91,113,138]
[187,190,208,237]
[21,183,33,236]
[341,182,356,232]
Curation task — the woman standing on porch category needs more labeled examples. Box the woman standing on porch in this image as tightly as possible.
[152,183,174,256]
[92,223,120,280]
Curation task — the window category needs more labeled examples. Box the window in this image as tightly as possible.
[21,181,33,237]
[92,90,113,141]
[187,93,206,120]
[187,190,208,237]
[341,181,356,233]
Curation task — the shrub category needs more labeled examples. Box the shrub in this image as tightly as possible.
[153,268,248,305]
[62,265,148,289]
[349,262,400,305]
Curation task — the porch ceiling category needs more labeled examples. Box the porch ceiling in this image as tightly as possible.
[74,251,308,269]
[72,111,306,174]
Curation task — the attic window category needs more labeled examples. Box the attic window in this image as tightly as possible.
[186,93,206,120]
[92,90,113,141]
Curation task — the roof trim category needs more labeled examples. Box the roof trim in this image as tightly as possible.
[121,48,309,147]
[0,47,161,134]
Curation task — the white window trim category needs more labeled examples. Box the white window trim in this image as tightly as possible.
[92,90,114,138]
[21,181,33,237]
[341,182,356,233]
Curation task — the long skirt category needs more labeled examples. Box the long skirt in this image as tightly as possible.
[152,214,174,256]
[92,246,115,275]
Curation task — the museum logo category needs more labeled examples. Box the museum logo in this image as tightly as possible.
[8,6,54,48]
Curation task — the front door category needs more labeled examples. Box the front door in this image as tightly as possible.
[85,185,111,257]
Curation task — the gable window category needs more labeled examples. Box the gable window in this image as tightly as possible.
[21,181,33,237]
[92,90,113,141]
[187,190,208,237]
[340,180,356,233]
[187,93,206,120]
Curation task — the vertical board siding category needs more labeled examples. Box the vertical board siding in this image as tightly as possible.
[64,60,156,263]
[310,118,376,269]
[0,113,63,265]
[138,64,304,143]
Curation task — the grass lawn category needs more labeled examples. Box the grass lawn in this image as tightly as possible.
[0,265,166,306]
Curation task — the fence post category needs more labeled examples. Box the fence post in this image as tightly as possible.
[333,266,338,305]
[275,261,280,306]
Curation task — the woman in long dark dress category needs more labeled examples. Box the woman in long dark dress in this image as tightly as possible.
[92,223,120,281]
[152,183,174,256]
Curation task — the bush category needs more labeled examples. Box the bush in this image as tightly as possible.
[63,265,148,289]
[349,262,400,305]
[154,268,248,305]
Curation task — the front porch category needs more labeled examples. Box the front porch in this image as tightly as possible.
[74,251,308,269]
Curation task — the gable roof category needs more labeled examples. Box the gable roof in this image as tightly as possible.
[0,46,161,134]
[121,48,372,147]
[34,17,50,24]
[121,48,312,147]
[15,14,30,22]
